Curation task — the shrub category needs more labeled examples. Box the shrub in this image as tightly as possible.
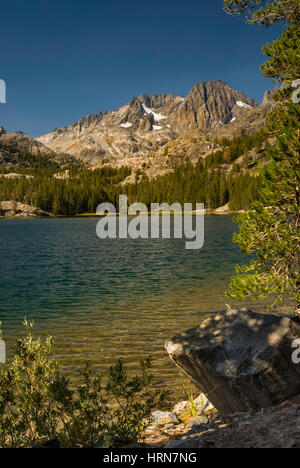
[0,320,171,448]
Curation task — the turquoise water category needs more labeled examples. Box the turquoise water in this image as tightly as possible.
[0,216,290,395]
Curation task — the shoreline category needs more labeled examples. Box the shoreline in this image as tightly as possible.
[139,394,300,449]
[0,210,243,219]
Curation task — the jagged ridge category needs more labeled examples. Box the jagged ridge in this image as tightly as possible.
[36,80,261,165]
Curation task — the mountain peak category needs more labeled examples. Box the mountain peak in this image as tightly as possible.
[36,78,260,164]
[172,80,257,130]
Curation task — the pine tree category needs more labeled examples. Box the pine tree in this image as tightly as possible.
[261,25,300,85]
[227,104,300,306]
[224,0,300,310]
[223,0,300,26]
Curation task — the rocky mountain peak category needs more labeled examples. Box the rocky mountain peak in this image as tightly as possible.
[173,80,257,130]
[35,79,262,165]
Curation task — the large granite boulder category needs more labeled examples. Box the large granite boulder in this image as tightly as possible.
[166,308,300,414]
[0,201,50,217]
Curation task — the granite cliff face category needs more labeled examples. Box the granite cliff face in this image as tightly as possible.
[214,88,277,138]
[37,93,183,165]
[36,80,260,165]
[171,80,256,130]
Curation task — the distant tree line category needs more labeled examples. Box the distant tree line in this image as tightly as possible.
[0,165,131,216]
[0,132,266,214]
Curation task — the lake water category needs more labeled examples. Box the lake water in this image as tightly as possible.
[0,216,291,397]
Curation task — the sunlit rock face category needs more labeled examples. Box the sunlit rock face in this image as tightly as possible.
[171,80,256,131]
[166,308,300,414]
[36,80,264,166]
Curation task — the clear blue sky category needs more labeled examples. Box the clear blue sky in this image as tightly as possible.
[0,0,282,137]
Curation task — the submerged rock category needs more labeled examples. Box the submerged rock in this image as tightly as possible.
[166,308,300,414]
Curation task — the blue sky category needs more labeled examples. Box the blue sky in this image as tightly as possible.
[0,0,282,137]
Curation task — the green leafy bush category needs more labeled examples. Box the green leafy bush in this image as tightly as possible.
[0,320,171,448]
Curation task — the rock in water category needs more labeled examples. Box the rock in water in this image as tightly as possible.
[166,308,300,414]
[0,201,50,217]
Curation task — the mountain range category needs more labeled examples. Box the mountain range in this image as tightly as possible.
[0,80,275,170]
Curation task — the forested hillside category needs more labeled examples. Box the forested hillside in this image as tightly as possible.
[0,132,267,215]
[126,133,266,211]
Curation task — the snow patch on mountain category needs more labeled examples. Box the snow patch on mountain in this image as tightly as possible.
[153,125,163,130]
[236,101,252,109]
[142,104,166,122]
[119,122,132,128]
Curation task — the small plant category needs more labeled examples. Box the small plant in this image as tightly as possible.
[179,374,198,418]
[0,320,171,448]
